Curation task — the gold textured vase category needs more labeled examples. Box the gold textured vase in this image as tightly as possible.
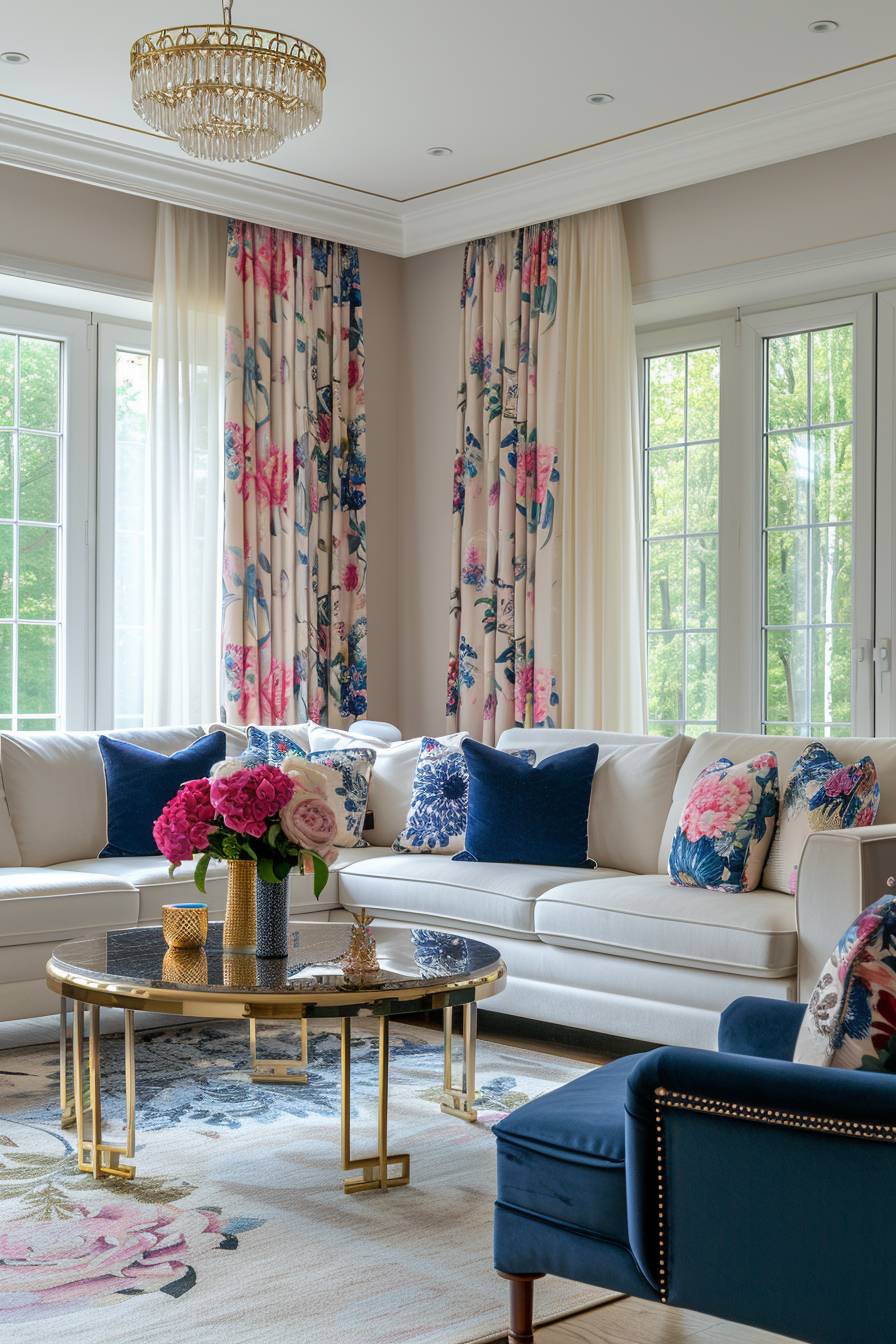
[223,859,257,953]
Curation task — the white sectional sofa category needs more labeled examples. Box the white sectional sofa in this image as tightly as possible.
[3,721,896,1048]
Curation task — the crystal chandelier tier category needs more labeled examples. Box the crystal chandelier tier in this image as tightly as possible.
[130,1,326,163]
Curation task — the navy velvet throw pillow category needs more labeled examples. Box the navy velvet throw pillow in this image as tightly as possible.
[99,731,226,858]
[454,738,598,867]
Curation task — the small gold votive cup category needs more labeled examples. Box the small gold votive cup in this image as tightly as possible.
[162,902,209,949]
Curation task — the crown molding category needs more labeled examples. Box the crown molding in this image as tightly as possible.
[401,74,896,254]
[633,231,896,327]
[1,70,896,259]
[0,112,406,257]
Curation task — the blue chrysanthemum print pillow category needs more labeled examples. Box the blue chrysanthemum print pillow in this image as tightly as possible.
[794,890,896,1072]
[668,754,779,892]
[763,742,880,895]
[393,738,534,855]
[247,725,374,849]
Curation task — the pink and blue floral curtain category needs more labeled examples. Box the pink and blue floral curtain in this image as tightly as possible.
[447,223,562,742]
[221,221,367,725]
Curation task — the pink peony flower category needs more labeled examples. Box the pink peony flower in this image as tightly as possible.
[153,778,215,865]
[0,1202,224,1319]
[341,561,359,592]
[753,753,776,772]
[824,767,855,797]
[210,765,295,839]
[680,769,753,842]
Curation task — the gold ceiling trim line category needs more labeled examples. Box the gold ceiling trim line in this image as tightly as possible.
[398,48,896,203]
[0,49,893,206]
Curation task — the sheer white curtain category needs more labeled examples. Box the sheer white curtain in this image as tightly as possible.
[145,204,225,725]
[558,206,646,731]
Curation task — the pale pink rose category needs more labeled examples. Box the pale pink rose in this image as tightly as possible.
[680,770,753,842]
[281,795,337,861]
[279,756,331,800]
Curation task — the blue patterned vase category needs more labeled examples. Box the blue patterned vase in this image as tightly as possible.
[255,875,290,958]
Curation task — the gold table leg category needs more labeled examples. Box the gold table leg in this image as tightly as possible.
[341,1017,410,1193]
[249,1017,309,1084]
[59,996,87,1129]
[441,1002,478,1122]
[73,1005,136,1179]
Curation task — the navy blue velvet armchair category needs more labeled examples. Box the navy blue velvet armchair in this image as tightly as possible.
[494,996,896,1344]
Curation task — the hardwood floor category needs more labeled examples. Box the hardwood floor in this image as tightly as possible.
[538,1297,793,1344]
[2,1011,798,1344]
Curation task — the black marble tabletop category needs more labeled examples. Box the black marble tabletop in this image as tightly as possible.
[48,922,504,998]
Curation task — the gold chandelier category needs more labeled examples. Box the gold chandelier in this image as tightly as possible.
[130,1,326,163]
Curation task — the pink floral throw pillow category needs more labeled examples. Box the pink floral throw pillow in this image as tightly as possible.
[794,890,896,1071]
[668,754,779,892]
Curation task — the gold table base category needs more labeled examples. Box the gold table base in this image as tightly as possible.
[58,993,482,1191]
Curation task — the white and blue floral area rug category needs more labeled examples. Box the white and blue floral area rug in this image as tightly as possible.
[0,1019,618,1344]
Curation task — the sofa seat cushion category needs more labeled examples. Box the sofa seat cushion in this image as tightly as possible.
[338,853,627,937]
[0,868,140,945]
[535,874,797,977]
[495,1054,643,1242]
[52,857,230,922]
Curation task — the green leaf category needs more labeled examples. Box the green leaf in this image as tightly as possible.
[310,852,329,898]
[194,851,212,895]
[257,854,278,884]
[273,856,291,882]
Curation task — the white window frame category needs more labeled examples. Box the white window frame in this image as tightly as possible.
[739,294,875,737]
[0,300,92,730]
[95,321,151,731]
[637,317,737,734]
[875,289,896,736]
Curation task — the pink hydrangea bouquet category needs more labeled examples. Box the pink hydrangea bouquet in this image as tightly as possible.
[153,758,337,896]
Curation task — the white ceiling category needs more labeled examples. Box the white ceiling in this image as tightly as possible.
[1,1,896,255]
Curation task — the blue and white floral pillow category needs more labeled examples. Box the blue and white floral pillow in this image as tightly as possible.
[247,725,374,849]
[763,742,880,895]
[668,753,779,892]
[794,890,896,1071]
[393,737,534,856]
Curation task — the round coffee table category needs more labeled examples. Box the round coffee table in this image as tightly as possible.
[47,921,505,1192]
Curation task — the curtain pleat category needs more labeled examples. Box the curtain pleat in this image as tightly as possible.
[146,204,225,725]
[221,223,368,726]
[558,206,646,731]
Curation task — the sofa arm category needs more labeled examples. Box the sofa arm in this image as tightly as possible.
[796,823,896,999]
[717,995,806,1060]
[624,1046,896,1340]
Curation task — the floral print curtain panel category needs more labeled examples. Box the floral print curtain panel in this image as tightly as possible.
[221,221,368,725]
[447,223,562,742]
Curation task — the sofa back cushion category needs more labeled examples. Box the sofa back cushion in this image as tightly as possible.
[0,726,206,865]
[662,733,896,892]
[497,728,692,874]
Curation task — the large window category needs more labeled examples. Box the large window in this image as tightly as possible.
[643,345,720,736]
[0,328,64,729]
[0,300,149,732]
[763,325,855,735]
[639,295,874,738]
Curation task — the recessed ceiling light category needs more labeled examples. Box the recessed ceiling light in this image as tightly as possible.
[586,92,614,105]
[0,51,30,65]
[808,19,839,32]
[426,146,453,157]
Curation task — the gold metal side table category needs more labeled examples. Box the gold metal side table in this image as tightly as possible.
[47,922,505,1193]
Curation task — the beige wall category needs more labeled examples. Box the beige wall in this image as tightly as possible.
[397,245,464,737]
[623,133,896,288]
[0,163,157,285]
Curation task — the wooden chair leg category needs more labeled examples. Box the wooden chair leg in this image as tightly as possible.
[498,1272,544,1344]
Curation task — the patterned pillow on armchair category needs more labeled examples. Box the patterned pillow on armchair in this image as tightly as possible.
[668,754,779,892]
[794,890,896,1072]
